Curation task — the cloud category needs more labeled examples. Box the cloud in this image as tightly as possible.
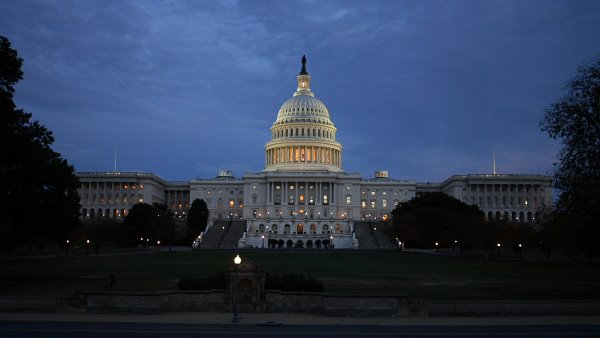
[1,0,598,182]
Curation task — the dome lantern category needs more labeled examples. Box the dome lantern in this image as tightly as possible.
[295,55,312,96]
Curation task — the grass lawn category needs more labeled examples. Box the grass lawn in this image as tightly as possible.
[2,249,599,300]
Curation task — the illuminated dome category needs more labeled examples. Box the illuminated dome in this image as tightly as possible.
[264,56,342,172]
[274,94,333,126]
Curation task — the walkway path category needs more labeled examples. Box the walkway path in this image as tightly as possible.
[1,312,600,326]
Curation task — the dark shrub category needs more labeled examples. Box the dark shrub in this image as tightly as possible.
[177,272,226,290]
[265,272,324,292]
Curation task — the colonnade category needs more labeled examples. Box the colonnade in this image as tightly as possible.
[266,146,341,167]
[466,183,547,209]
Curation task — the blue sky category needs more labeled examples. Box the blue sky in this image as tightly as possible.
[1,0,599,181]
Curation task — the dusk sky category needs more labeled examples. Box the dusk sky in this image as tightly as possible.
[1,0,599,182]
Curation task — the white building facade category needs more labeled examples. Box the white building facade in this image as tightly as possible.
[76,57,552,248]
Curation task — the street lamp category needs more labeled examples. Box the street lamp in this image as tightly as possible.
[497,243,501,257]
[330,235,334,249]
[261,235,265,249]
[518,243,523,259]
[157,240,161,250]
[86,239,90,255]
[65,240,70,256]
[232,254,242,323]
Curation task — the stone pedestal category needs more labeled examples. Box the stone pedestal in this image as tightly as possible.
[226,258,266,312]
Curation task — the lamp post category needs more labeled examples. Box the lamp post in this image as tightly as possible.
[497,243,501,257]
[232,254,242,323]
[86,239,90,255]
[518,243,523,259]
[330,235,334,249]
[157,240,161,250]
[65,240,70,256]
[261,235,265,249]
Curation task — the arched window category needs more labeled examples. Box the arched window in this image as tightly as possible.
[322,224,329,234]
[272,224,278,233]
[284,224,291,234]
[259,224,265,233]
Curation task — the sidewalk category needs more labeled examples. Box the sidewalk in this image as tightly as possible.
[1,312,599,326]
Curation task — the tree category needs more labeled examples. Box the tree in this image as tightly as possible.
[0,36,81,253]
[390,193,486,249]
[540,58,600,262]
[186,199,209,242]
[153,203,175,247]
[123,203,175,247]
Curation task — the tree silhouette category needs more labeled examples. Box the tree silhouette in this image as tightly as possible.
[0,36,81,253]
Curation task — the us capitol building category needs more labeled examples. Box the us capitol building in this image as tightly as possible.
[76,57,552,249]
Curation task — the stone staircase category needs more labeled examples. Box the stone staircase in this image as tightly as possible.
[199,220,246,249]
[372,221,396,249]
[354,221,396,249]
[221,221,246,248]
[354,221,378,249]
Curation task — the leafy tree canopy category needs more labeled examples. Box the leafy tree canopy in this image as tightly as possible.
[390,193,486,248]
[186,198,209,242]
[540,57,600,262]
[0,36,80,252]
[123,202,175,246]
[541,58,600,212]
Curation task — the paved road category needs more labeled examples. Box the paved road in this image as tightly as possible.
[1,321,600,338]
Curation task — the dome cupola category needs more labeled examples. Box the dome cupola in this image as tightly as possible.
[264,56,342,172]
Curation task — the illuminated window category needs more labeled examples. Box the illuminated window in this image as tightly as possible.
[323,195,328,205]
[299,195,305,204]
[371,191,375,196]
[346,196,351,204]
[382,199,387,208]
[370,200,376,209]
[361,200,366,208]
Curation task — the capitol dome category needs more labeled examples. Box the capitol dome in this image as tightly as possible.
[264,56,342,172]
[274,93,333,126]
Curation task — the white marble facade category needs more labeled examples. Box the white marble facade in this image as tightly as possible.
[76,57,552,248]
